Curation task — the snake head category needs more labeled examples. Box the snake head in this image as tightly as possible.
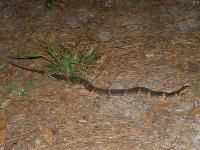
[177,85,190,95]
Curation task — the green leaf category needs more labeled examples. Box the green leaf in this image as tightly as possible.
[69,64,78,77]
[80,44,99,68]
[46,42,57,58]
[60,48,68,57]
[61,56,70,69]
[72,52,78,62]
[85,45,96,59]
[9,51,42,59]
[45,0,57,9]
[45,69,60,77]
[44,62,57,69]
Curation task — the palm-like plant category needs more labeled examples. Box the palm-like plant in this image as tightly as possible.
[9,42,100,78]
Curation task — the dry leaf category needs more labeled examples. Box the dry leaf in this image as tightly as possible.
[158,108,171,118]
[140,112,155,125]
[0,118,6,143]
[0,118,6,131]
[0,130,6,143]
[188,106,200,119]
[38,125,54,144]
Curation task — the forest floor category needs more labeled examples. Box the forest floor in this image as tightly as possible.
[0,0,200,149]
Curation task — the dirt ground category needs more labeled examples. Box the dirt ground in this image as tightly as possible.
[0,0,200,149]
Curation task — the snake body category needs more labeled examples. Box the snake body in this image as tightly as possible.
[8,62,190,97]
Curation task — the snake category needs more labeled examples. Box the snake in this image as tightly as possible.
[8,62,190,97]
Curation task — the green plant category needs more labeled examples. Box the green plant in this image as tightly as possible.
[45,0,58,9]
[0,76,33,96]
[44,42,79,77]
[9,42,100,78]
[11,76,33,96]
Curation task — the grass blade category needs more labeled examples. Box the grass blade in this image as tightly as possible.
[45,69,60,77]
[46,42,57,58]
[9,51,42,59]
